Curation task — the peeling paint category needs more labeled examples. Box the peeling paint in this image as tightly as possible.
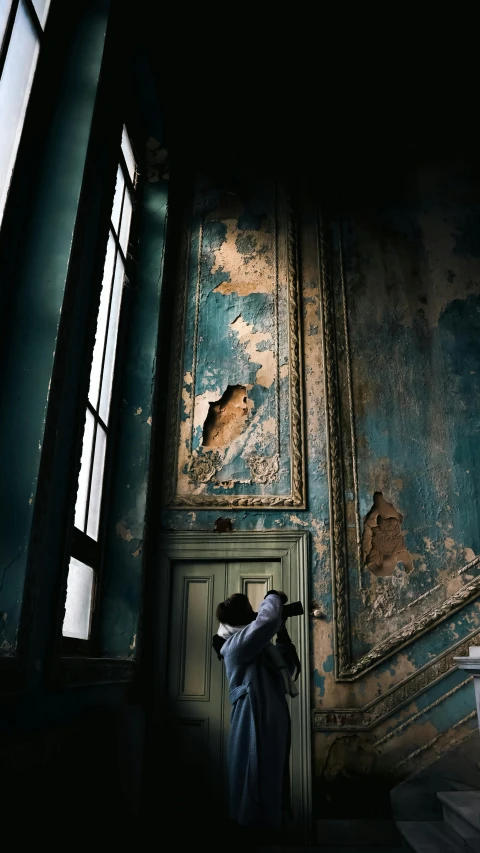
[230,316,275,388]
[202,385,249,448]
[116,522,133,542]
[162,164,480,789]
[363,492,414,576]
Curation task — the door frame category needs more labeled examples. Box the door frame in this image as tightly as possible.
[154,530,312,843]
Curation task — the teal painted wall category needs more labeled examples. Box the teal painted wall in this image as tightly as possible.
[99,177,169,659]
[161,158,480,798]
[0,0,110,655]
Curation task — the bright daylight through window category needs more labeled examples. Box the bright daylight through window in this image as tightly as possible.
[0,0,51,228]
[62,127,137,641]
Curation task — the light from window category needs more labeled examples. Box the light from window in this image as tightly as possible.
[31,0,51,28]
[0,0,51,229]
[0,1,11,47]
[62,557,94,640]
[63,126,137,640]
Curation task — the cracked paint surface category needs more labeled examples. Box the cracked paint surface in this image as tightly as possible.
[175,180,292,497]
[163,162,480,789]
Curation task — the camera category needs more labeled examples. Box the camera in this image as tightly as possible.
[282,601,304,618]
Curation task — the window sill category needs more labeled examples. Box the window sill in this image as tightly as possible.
[57,656,136,688]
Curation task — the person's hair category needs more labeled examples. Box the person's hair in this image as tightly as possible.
[216,593,254,627]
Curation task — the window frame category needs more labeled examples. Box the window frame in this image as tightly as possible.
[61,124,141,656]
[0,0,50,230]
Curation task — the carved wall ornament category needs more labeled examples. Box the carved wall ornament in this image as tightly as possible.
[188,452,222,484]
[246,453,279,484]
[313,626,480,731]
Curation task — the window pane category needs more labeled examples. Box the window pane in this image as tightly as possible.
[88,233,116,411]
[118,188,132,254]
[0,1,39,227]
[121,127,135,183]
[0,0,12,48]
[74,409,95,532]
[98,256,124,424]
[62,558,94,640]
[111,166,124,235]
[31,0,51,27]
[86,424,107,540]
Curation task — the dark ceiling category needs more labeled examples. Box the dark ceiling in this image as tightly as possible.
[135,2,476,195]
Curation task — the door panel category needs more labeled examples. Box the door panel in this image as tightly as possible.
[168,561,225,805]
[167,559,282,822]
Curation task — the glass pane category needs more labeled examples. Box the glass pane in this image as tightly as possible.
[88,233,116,410]
[31,0,51,27]
[121,126,135,182]
[111,166,124,235]
[86,424,107,540]
[119,189,132,255]
[74,409,95,532]
[0,1,39,227]
[98,256,124,424]
[62,558,94,640]
[0,0,12,48]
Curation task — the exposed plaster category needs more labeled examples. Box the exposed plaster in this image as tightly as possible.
[211,217,274,296]
[363,492,413,576]
[202,385,249,448]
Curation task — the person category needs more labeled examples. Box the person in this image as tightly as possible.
[214,590,300,848]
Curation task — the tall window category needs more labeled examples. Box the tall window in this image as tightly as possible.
[0,0,51,228]
[62,127,137,643]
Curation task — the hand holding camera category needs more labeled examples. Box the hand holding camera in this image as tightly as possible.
[265,589,304,619]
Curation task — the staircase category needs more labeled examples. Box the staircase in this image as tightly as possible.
[397,790,480,851]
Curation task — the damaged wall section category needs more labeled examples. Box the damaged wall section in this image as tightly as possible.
[362,491,414,576]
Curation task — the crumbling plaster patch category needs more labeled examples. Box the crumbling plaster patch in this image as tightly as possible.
[230,316,275,388]
[202,385,250,448]
[211,218,274,296]
[363,492,414,576]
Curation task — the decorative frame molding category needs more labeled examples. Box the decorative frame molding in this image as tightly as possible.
[313,625,480,730]
[390,709,477,782]
[163,185,305,509]
[318,211,480,680]
[154,530,312,843]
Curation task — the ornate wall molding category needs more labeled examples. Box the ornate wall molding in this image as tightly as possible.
[164,182,305,509]
[318,211,480,680]
[391,710,477,782]
[313,626,480,730]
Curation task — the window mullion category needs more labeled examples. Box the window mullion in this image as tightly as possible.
[0,0,20,76]
[95,234,122,420]
[22,0,42,38]
[110,224,128,267]
[91,232,119,414]
[83,416,98,537]
[119,149,136,196]
[86,398,108,435]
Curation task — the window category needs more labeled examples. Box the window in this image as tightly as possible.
[0,0,51,228]
[63,127,137,643]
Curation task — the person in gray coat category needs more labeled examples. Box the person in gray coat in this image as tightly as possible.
[215,590,300,847]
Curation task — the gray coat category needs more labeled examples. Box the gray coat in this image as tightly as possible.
[220,593,297,830]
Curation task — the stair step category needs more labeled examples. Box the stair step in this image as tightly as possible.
[437,791,480,839]
[396,820,466,852]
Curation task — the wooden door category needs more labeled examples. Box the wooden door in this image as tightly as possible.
[166,559,282,828]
